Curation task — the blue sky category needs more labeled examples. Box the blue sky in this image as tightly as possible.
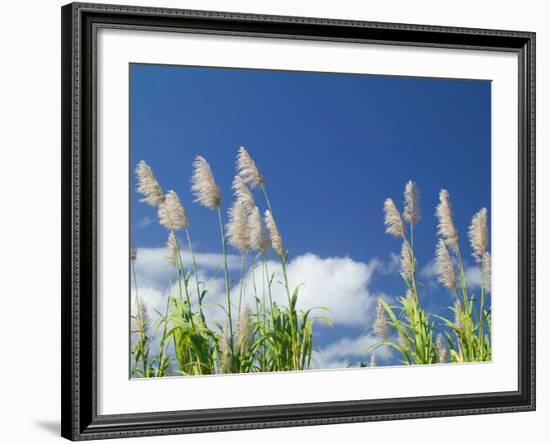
[130,63,491,369]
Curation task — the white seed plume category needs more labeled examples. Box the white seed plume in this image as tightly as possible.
[236,146,264,188]
[232,175,255,210]
[436,239,457,290]
[370,353,377,367]
[219,324,230,356]
[436,189,459,251]
[469,208,489,262]
[165,231,179,266]
[236,306,253,355]
[264,210,283,257]
[454,299,463,329]
[226,200,250,253]
[135,160,165,207]
[247,206,262,250]
[404,288,415,305]
[248,206,270,253]
[398,333,410,351]
[400,240,414,280]
[133,301,149,334]
[384,198,405,238]
[436,333,448,363]
[158,190,188,231]
[219,323,233,374]
[191,155,222,209]
[373,299,388,339]
[483,251,492,294]
[403,180,420,224]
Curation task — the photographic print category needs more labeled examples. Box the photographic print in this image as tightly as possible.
[61,3,536,440]
[129,64,492,378]
[62,5,535,438]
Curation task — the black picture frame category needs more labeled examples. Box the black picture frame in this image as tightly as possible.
[61,2,536,440]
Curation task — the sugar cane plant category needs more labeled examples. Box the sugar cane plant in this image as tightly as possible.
[131,152,491,377]
[131,147,330,377]
[371,182,491,365]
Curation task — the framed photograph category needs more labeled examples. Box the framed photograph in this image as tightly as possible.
[61,2,536,440]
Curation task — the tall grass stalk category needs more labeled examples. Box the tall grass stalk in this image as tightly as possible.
[375,183,437,365]
[237,253,247,314]
[374,184,492,366]
[435,194,491,363]
[151,277,174,378]
[217,206,234,355]
[131,149,328,377]
[130,248,150,376]
[184,228,204,321]
[133,156,491,377]
[191,155,234,369]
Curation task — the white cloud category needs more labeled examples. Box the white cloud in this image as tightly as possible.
[420,258,438,280]
[134,249,385,329]
[131,285,166,322]
[133,247,241,289]
[313,334,392,369]
[377,253,401,275]
[131,249,399,371]
[464,265,482,288]
[135,216,153,229]
[256,253,383,326]
[132,276,230,331]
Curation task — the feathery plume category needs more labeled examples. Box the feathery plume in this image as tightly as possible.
[226,200,250,253]
[384,198,405,238]
[436,189,458,251]
[435,239,457,290]
[236,306,253,354]
[400,240,414,280]
[133,302,149,334]
[454,299,463,329]
[264,210,283,257]
[436,333,448,363]
[165,231,179,266]
[402,288,415,307]
[232,175,255,210]
[191,156,222,209]
[219,323,233,374]
[398,331,411,351]
[483,251,492,293]
[248,206,270,253]
[130,246,137,263]
[158,190,188,231]
[469,208,489,262]
[141,341,149,357]
[403,180,420,224]
[373,299,389,339]
[370,353,377,367]
[236,146,263,188]
[135,160,164,207]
